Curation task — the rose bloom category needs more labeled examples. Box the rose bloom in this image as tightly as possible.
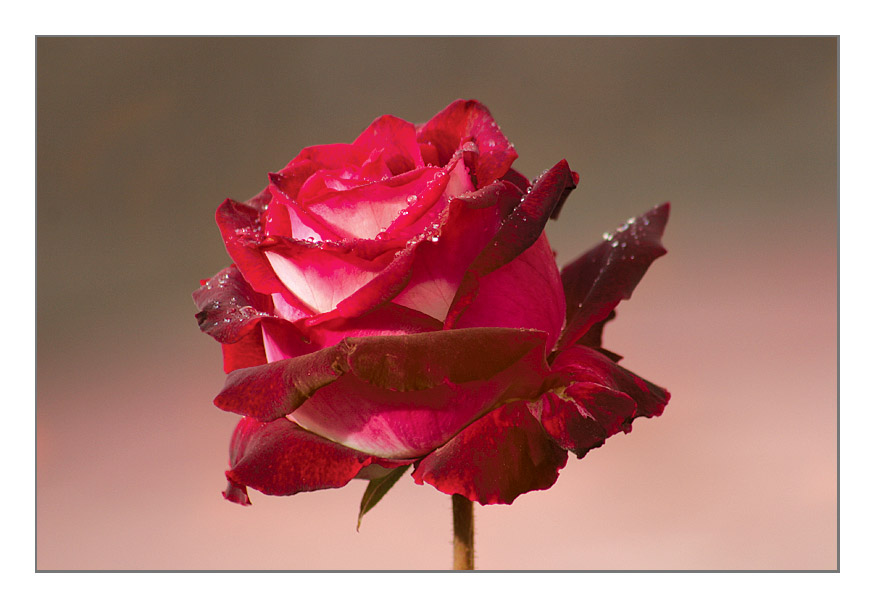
[194,100,669,507]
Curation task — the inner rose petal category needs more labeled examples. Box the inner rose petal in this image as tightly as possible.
[265,249,384,315]
[304,167,450,241]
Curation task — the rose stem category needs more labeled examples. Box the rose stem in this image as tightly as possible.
[452,494,474,570]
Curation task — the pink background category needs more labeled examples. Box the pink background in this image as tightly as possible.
[36,37,836,570]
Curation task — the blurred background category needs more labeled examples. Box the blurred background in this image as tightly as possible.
[36,37,836,570]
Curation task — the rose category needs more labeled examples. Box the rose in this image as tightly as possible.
[193,99,670,508]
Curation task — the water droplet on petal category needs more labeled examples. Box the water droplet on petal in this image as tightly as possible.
[407,195,417,203]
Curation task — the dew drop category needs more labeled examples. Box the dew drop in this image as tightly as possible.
[611,240,619,248]
[407,195,417,203]
[602,232,613,241]
[430,236,439,243]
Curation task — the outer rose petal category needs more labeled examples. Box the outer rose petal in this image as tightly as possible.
[215,194,316,318]
[193,265,272,344]
[193,266,307,372]
[215,328,557,459]
[416,99,518,187]
[291,328,556,458]
[302,303,443,351]
[412,402,568,505]
[498,166,531,193]
[557,202,669,350]
[223,417,377,504]
[529,385,637,458]
[449,233,566,351]
[467,160,577,278]
[444,160,578,334]
[553,345,670,420]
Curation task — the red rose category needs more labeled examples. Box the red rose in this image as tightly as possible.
[194,99,670,507]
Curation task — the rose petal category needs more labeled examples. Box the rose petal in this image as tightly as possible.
[269,143,362,203]
[223,417,375,503]
[214,190,280,293]
[214,345,349,421]
[260,318,318,362]
[217,328,555,458]
[303,167,448,241]
[499,166,531,193]
[215,194,318,318]
[416,99,518,187]
[264,242,396,314]
[193,265,273,343]
[193,266,310,371]
[444,160,577,333]
[447,233,566,351]
[291,329,554,458]
[552,345,670,420]
[304,302,443,351]
[300,244,418,326]
[221,330,267,373]
[528,385,637,458]
[352,114,424,175]
[391,180,521,321]
[557,202,669,350]
[412,402,568,505]
[376,158,471,244]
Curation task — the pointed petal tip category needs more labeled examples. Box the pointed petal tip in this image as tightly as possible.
[222,476,252,506]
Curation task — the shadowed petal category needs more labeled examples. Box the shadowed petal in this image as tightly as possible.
[223,417,376,504]
[557,202,669,350]
[528,385,637,458]
[553,345,670,420]
[216,328,556,459]
[193,265,273,343]
[412,402,568,505]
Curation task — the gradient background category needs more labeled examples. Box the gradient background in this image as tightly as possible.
[36,37,837,570]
